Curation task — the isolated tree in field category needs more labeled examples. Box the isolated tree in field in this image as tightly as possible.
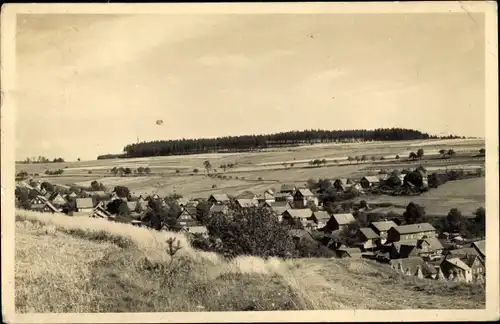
[447,149,456,157]
[290,163,295,167]
[479,148,485,155]
[77,158,81,162]
[144,167,151,175]
[409,152,417,160]
[124,167,132,175]
[111,167,118,175]
[416,148,424,160]
[220,164,227,172]
[193,168,199,173]
[370,156,376,162]
[347,156,353,164]
[395,155,400,160]
[137,166,145,174]
[203,160,212,174]
[380,156,385,161]
[361,155,367,163]
[321,159,327,165]
[354,156,360,164]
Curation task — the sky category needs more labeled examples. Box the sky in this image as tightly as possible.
[15,13,485,161]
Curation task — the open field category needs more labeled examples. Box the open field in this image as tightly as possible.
[355,177,485,217]
[15,210,485,312]
[17,139,485,211]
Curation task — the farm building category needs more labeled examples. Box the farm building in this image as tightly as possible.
[471,240,485,260]
[274,192,294,202]
[440,258,473,283]
[356,227,380,250]
[416,237,444,258]
[293,188,318,208]
[281,209,313,226]
[386,223,436,243]
[235,198,259,209]
[262,200,293,210]
[324,213,356,232]
[208,194,231,205]
[91,202,112,218]
[177,207,201,227]
[30,196,61,213]
[360,176,381,189]
[75,198,94,213]
[387,241,419,259]
[310,211,332,229]
[47,192,68,207]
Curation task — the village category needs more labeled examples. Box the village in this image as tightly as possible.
[15,161,486,285]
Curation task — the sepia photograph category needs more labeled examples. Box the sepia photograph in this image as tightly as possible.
[1,2,498,323]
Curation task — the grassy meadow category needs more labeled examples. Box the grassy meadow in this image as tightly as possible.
[15,210,485,312]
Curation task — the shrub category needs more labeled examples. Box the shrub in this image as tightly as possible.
[200,206,296,259]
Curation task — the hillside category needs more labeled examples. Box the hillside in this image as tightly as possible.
[15,210,484,312]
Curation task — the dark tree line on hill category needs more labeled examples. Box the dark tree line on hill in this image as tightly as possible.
[97,128,462,159]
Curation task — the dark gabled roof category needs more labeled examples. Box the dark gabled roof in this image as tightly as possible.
[358,227,379,240]
[444,257,471,271]
[180,207,198,218]
[392,223,436,235]
[419,237,444,251]
[235,198,259,208]
[370,220,398,233]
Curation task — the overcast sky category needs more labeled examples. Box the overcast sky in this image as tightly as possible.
[15,13,485,161]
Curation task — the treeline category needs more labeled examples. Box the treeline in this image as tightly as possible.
[17,156,66,164]
[101,128,457,159]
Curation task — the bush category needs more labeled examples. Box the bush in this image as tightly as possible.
[200,206,296,259]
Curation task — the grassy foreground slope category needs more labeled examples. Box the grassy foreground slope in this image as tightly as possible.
[15,211,485,313]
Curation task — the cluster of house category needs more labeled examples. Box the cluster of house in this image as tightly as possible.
[320,220,486,284]
[16,179,485,283]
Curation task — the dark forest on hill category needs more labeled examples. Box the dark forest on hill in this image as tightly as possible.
[97,128,463,160]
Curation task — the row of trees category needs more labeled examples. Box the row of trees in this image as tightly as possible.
[110,166,152,176]
[111,128,445,159]
[17,156,66,164]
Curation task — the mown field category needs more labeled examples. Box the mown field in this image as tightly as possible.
[14,210,485,312]
[16,139,485,213]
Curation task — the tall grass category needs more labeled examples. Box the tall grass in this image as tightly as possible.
[14,210,485,312]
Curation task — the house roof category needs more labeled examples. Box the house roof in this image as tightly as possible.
[209,194,230,202]
[236,198,259,208]
[332,213,355,225]
[444,258,471,271]
[420,237,444,251]
[282,209,313,219]
[393,223,435,235]
[337,247,362,254]
[44,200,60,213]
[359,227,379,240]
[76,198,94,209]
[471,240,485,257]
[362,176,381,183]
[176,197,191,206]
[296,188,314,197]
[267,201,291,208]
[370,220,398,233]
[312,211,331,222]
[272,207,288,215]
[236,191,256,199]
